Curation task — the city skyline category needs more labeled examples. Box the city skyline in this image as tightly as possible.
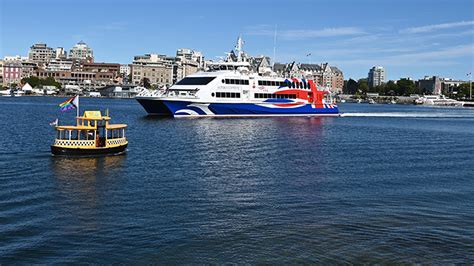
[1,0,473,81]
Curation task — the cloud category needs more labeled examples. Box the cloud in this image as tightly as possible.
[332,44,473,67]
[246,25,365,40]
[401,20,474,34]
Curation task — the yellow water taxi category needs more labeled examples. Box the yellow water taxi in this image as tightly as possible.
[51,111,128,156]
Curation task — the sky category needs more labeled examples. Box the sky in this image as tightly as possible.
[1,0,473,81]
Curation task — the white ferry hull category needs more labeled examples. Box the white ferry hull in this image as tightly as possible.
[136,98,339,117]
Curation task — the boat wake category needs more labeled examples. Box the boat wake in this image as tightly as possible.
[340,112,474,118]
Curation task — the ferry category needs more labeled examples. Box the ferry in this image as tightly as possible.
[136,38,339,117]
[414,95,464,107]
[51,110,128,156]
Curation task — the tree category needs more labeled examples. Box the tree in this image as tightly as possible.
[344,79,358,94]
[456,82,473,100]
[357,79,369,94]
[141,77,151,89]
[385,81,398,96]
[21,76,61,88]
[397,79,416,96]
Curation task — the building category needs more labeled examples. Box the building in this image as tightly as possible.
[131,54,174,87]
[20,62,37,79]
[55,47,67,59]
[81,62,120,75]
[417,76,442,94]
[368,66,386,88]
[69,41,94,62]
[0,60,3,84]
[250,55,272,75]
[28,43,55,64]
[46,59,73,72]
[119,64,131,77]
[176,48,204,68]
[4,55,29,63]
[274,62,344,93]
[441,78,467,95]
[3,62,23,85]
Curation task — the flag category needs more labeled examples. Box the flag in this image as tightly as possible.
[59,96,79,112]
[49,118,58,126]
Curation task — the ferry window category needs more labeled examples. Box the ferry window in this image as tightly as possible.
[230,79,235,85]
[244,80,249,85]
[258,80,263,85]
[303,82,307,89]
[222,79,225,83]
[211,92,215,97]
[216,92,221,97]
[225,79,229,84]
[236,93,241,98]
[271,81,276,86]
[176,77,216,85]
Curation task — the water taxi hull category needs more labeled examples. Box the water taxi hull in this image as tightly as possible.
[136,98,339,117]
[51,144,127,156]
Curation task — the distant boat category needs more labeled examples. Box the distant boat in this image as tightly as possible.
[368,98,376,104]
[415,95,464,107]
[0,89,12,97]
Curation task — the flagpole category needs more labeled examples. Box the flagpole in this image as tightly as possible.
[469,72,472,100]
[76,95,80,118]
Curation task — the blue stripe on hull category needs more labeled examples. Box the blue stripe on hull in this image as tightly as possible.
[158,100,339,117]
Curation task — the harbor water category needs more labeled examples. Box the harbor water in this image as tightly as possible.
[0,97,473,263]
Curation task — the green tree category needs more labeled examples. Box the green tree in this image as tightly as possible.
[357,79,369,94]
[397,79,416,96]
[385,81,398,96]
[21,76,41,88]
[344,79,358,94]
[141,77,151,89]
[456,82,473,100]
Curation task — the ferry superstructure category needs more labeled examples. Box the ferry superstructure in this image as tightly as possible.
[136,38,339,117]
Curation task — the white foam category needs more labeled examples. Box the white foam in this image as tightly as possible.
[340,112,473,118]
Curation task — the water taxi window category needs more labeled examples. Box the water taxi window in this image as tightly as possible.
[176,77,216,85]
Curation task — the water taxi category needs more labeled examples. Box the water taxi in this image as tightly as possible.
[51,111,128,156]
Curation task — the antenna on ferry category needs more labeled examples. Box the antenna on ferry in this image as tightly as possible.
[272,24,277,71]
[235,35,244,62]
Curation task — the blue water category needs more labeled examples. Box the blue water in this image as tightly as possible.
[0,97,473,263]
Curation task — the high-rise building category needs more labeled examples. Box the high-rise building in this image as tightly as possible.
[69,41,94,62]
[368,66,386,88]
[28,43,55,63]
